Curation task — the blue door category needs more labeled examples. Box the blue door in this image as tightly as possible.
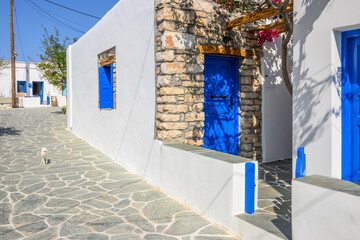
[342,29,360,183]
[203,55,239,155]
[99,64,114,109]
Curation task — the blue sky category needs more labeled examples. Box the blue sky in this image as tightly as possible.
[0,0,119,62]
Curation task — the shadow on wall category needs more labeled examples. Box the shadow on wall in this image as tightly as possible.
[293,0,335,150]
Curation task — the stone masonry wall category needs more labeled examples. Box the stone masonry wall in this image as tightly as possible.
[155,0,263,160]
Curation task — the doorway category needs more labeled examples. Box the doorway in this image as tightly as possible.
[203,55,239,155]
[342,29,360,183]
[32,82,44,104]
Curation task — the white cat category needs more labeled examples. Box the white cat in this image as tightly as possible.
[41,148,48,164]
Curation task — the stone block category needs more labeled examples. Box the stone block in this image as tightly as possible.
[156,50,175,62]
[185,112,205,121]
[186,64,204,74]
[182,81,204,88]
[157,122,189,130]
[241,143,253,152]
[158,130,183,140]
[157,96,177,104]
[157,104,188,113]
[160,63,186,74]
[156,113,181,122]
[193,103,203,111]
[161,31,195,50]
[188,139,204,146]
[157,75,172,87]
[158,21,178,32]
[157,8,196,24]
[159,87,185,95]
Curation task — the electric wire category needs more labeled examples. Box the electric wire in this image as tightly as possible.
[25,0,86,34]
[44,0,101,19]
[14,5,26,62]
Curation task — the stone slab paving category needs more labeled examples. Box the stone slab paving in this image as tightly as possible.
[238,160,292,239]
[0,107,242,240]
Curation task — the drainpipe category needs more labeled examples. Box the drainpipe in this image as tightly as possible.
[26,62,30,97]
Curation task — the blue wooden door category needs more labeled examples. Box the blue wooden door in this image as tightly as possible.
[203,55,239,155]
[99,64,114,109]
[342,29,360,183]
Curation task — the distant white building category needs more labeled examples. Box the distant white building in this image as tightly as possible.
[0,61,65,106]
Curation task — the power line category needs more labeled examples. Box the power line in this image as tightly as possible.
[44,0,101,19]
[25,0,86,34]
[14,6,26,62]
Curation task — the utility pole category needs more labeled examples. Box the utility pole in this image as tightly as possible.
[10,0,16,108]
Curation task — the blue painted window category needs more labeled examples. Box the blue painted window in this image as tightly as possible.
[17,81,26,93]
[342,29,360,183]
[99,64,114,109]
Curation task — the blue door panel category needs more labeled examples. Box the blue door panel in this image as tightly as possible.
[342,29,360,183]
[99,64,114,109]
[203,55,239,155]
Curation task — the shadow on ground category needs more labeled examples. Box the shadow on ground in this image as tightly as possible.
[0,127,22,136]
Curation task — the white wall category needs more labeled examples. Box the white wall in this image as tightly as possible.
[67,1,260,238]
[293,175,360,240]
[293,0,360,178]
[261,38,293,162]
[0,62,60,100]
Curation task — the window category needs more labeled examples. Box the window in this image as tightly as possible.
[98,47,116,109]
[17,81,26,93]
[99,64,114,109]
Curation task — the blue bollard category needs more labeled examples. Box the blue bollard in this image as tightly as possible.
[296,147,306,178]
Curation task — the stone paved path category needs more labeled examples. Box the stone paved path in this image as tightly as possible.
[0,107,242,240]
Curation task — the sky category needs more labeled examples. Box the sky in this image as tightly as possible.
[0,0,120,62]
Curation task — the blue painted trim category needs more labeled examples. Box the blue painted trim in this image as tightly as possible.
[341,29,360,181]
[17,81,26,93]
[99,64,114,109]
[295,147,306,178]
[203,55,239,155]
[245,162,255,214]
[32,81,44,104]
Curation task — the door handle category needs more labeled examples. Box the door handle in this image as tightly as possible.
[211,95,226,99]
[231,96,234,110]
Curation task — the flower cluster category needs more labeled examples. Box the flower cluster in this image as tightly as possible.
[273,0,282,3]
[258,29,280,43]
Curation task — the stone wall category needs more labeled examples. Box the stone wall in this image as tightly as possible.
[155,0,263,160]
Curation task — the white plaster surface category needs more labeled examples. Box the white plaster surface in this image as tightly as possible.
[292,176,360,240]
[67,0,258,238]
[293,0,360,178]
[261,38,292,163]
[18,97,41,108]
[0,62,61,101]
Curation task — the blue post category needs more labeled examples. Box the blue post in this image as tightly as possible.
[245,162,256,214]
[296,147,306,178]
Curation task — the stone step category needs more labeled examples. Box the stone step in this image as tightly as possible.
[236,210,291,240]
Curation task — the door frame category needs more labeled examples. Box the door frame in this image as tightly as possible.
[203,54,240,155]
[32,81,44,104]
[341,28,360,182]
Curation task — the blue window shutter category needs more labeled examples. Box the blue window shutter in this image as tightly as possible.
[99,64,114,109]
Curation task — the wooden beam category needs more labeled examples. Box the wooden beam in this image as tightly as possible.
[277,26,286,34]
[226,1,293,29]
[249,16,293,32]
[198,45,256,58]
[100,56,115,67]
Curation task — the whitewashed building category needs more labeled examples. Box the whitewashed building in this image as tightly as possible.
[0,61,65,107]
[67,0,293,239]
[293,0,360,239]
